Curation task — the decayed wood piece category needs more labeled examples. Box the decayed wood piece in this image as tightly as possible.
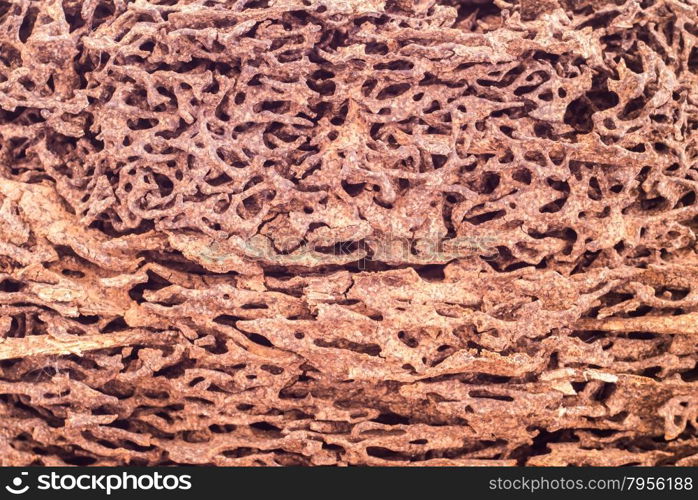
[0,0,696,467]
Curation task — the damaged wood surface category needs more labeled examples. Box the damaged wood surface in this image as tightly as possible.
[0,0,697,466]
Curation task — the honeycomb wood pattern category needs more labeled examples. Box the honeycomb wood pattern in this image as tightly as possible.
[0,0,697,466]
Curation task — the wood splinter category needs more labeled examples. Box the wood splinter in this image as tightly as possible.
[0,331,178,361]
[575,313,698,336]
